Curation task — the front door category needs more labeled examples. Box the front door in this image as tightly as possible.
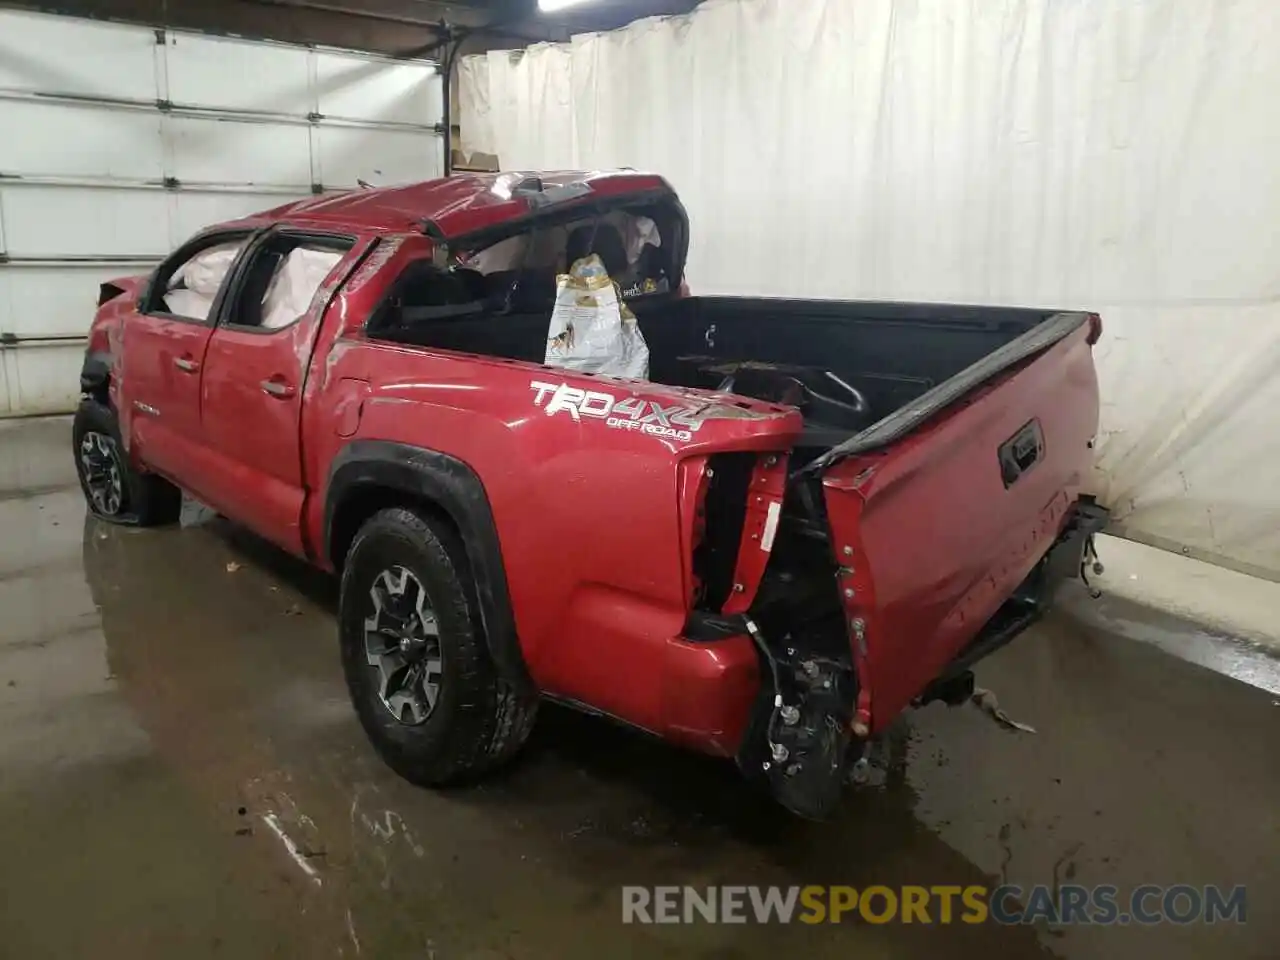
[197,230,363,555]
[119,232,253,495]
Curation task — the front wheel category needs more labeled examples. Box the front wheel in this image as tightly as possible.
[72,400,181,526]
[339,507,537,786]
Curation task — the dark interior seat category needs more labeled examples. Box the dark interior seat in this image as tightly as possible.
[482,269,557,313]
[565,223,629,277]
[233,249,284,327]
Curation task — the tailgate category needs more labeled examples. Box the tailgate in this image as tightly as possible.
[819,315,1100,731]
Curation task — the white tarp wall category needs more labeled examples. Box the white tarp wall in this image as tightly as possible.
[0,8,442,417]
[460,0,1280,580]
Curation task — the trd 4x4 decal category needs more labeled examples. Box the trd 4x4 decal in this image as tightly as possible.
[530,380,704,443]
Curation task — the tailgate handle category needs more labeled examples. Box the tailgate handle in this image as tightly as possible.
[999,419,1044,488]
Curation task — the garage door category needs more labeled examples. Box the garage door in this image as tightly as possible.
[0,8,443,416]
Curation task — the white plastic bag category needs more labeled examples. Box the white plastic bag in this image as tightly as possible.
[544,254,650,379]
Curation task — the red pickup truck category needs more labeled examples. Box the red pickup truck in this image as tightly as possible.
[75,171,1107,818]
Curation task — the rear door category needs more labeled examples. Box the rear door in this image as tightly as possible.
[196,229,363,555]
[119,231,253,489]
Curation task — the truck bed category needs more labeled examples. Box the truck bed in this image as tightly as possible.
[380,291,1085,462]
[370,292,1102,813]
[641,296,1064,406]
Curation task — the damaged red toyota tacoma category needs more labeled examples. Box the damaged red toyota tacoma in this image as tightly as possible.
[74,171,1107,818]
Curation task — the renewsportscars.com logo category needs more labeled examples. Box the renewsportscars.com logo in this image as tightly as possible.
[621,884,1247,926]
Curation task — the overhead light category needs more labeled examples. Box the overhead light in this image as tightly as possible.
[538,0,599,12]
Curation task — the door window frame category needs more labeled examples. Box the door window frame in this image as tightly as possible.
[138,228,260,326]
[215,227,360,337]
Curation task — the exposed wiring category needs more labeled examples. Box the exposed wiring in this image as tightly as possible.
[744,616,785,758]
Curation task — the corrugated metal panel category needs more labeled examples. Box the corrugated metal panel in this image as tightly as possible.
[169,189,301,241]
[1,343,81,416]
[0,13,159,100]
[316,52,441,126]
[0,182,303,259]
[167,114,315,187]
[0,349,10,415]
[164,33,314,114]
[1,263,149,337]
[316,124,440,186]
[0,7,443,416]
[1,184,171,257]
[0,99,166,180]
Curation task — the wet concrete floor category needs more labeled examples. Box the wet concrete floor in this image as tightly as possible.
[1,416,1277,959]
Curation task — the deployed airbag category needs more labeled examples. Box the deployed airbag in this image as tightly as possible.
[164,241,244,320]
[261,246,344,329]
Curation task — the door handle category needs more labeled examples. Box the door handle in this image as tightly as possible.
[174,355,199,373]
[261,377,296,399]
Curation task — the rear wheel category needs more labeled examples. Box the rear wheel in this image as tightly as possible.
[72,400,181,526]
[339,507,536,785]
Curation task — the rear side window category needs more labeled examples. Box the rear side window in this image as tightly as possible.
[364,258,550,363]
[366,259,488,332]
[223,234,354,332]
[457,207,676,304]
[366,206,680,335]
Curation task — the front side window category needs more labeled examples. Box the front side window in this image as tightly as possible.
[159,239,248,322]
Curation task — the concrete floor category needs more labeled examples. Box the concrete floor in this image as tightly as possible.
[2,416,1277,960]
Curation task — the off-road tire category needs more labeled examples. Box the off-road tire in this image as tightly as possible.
[72,399,182,527]
[339,506,537,785]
